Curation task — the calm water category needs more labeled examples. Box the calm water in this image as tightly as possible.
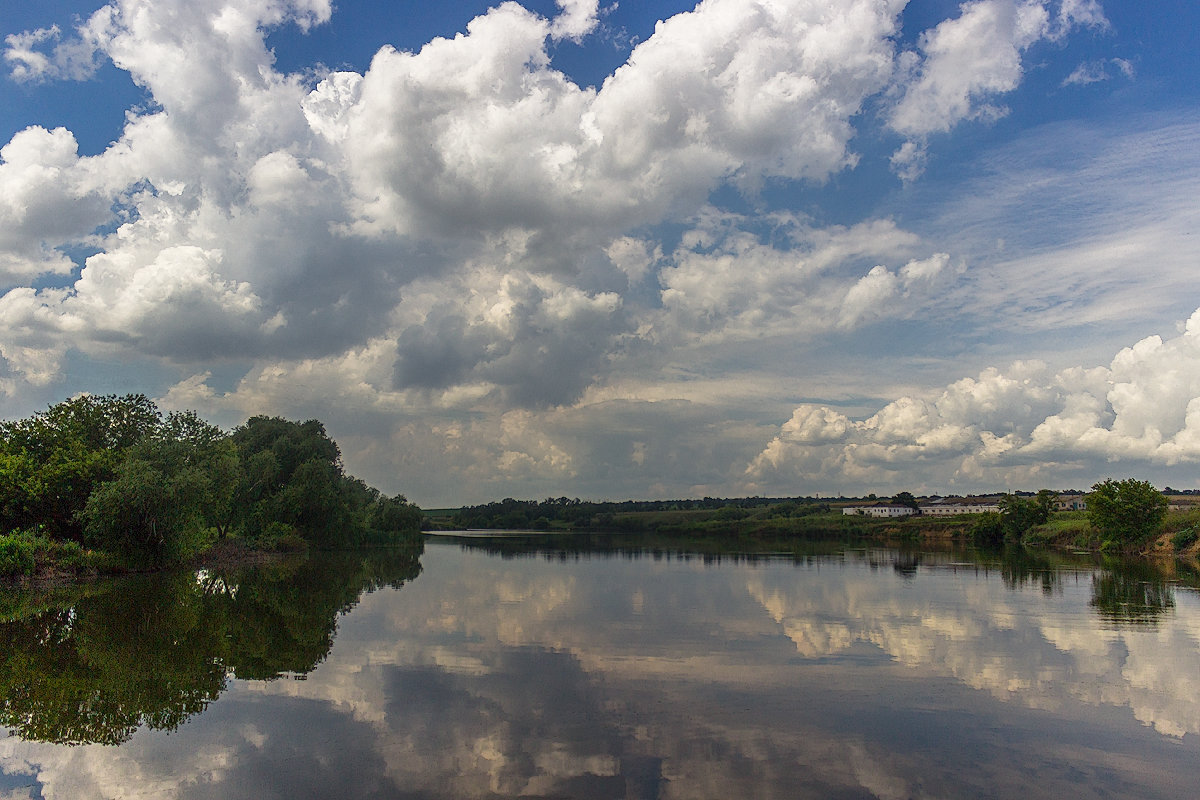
[2,536,1200,799]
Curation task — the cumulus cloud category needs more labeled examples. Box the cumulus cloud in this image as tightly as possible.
[338,0,902,240]
[654,211,949,346]
[888,0,1108,178]
[749,308,1200,493]
[0,0,1135,502]
[836,253,949,327]
[550,0,601,41]
[392,270,625,408]
[0,126,112,281]
[3,22,105,82]
[0,0,911,396]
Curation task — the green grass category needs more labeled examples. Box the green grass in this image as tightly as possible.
[1023,512,1095,548]
[0,530,118,579]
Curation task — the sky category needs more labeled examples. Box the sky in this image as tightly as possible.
[0,0,1198,506]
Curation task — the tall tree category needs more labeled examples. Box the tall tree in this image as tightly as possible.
[80,440,212,566]
[1088,478,1168,549]
[0,394,163,540]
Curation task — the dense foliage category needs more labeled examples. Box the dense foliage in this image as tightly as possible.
[971,490,1059,545]
[1,395,421,569]
[1087,478,1168,549]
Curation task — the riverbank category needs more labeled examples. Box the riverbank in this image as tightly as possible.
[427,502,1200,561]
[1,532,316,586]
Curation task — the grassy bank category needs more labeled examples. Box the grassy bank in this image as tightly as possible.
[0,528,276,584]
[429,500,1200,560]
[0,530,120,583]
[0,526,425,585]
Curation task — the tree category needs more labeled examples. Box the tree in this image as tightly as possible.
[1087,478,1168,549]
[0,394,164,540]
[892,491,920,513]
[4,398,422,559]
[998,491,1054,538]
[80,441,212,566]
[229,416,366,546]
[969,511,1006,546]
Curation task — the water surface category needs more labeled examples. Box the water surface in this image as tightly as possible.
[2,537,1199,798]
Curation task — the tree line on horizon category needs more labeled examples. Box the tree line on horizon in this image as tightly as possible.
[0,394,421,572]
[444,495,832,531]
[446,481,1178,554]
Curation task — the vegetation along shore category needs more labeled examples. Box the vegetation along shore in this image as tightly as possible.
[0,394,422,581]
[4,393,1196,582]
[430,481,1197,560]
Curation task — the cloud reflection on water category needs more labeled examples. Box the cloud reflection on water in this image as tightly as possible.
[3,542,1200,798]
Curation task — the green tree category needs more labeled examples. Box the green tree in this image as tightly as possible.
[969,511,1006,546]
[998,492,1053,538]
[4,398,421,560]
[80,441,213,566]
[230,416,370,546]
[1088,478,1168,549]
[161,411,242,538]
[0,394,164,540]
[892,491,920,513]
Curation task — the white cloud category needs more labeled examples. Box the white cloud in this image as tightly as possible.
[0,0,1154,501]
[339,0,902,240]
[0,0,914,399]
[550,0,601,41]
[838,265,899,328]
[654,211,944,346]
[749,308,1200,494]
[3,23,104,82]
[0,126,113,282]
[1063,57,1136,87]
[888,0,1108,177]
[836,252,948,327]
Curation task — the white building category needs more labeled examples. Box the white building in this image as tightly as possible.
[920,503,1001,515]
[1054,495,1087,511]
[842,505,917,517]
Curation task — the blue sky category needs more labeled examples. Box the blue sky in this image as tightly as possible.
[1,0,1199,505]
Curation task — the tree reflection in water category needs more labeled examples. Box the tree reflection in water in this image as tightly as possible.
[0,544,422,745]
[997,546,1065,596]
[1090,562,1176,626]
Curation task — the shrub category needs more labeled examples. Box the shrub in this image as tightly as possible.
[0,533,37,577]
[1171,527,1199,551]
[253,521,309,552]
[969,512,1005,546]
[0,530,113,578]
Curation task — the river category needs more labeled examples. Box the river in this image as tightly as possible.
[1,536,1198,798]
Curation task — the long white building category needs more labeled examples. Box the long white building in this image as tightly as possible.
[842,502,1001,516]
[919,502,1001,515]
[842,505,916,517]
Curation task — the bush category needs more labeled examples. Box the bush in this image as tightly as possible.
[253,521,309,552]
[1172,527,1199,551]
[969,512,1005,546]
[0,534,37,577]
[1023,512,1094,548]
[80,455,212,567]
